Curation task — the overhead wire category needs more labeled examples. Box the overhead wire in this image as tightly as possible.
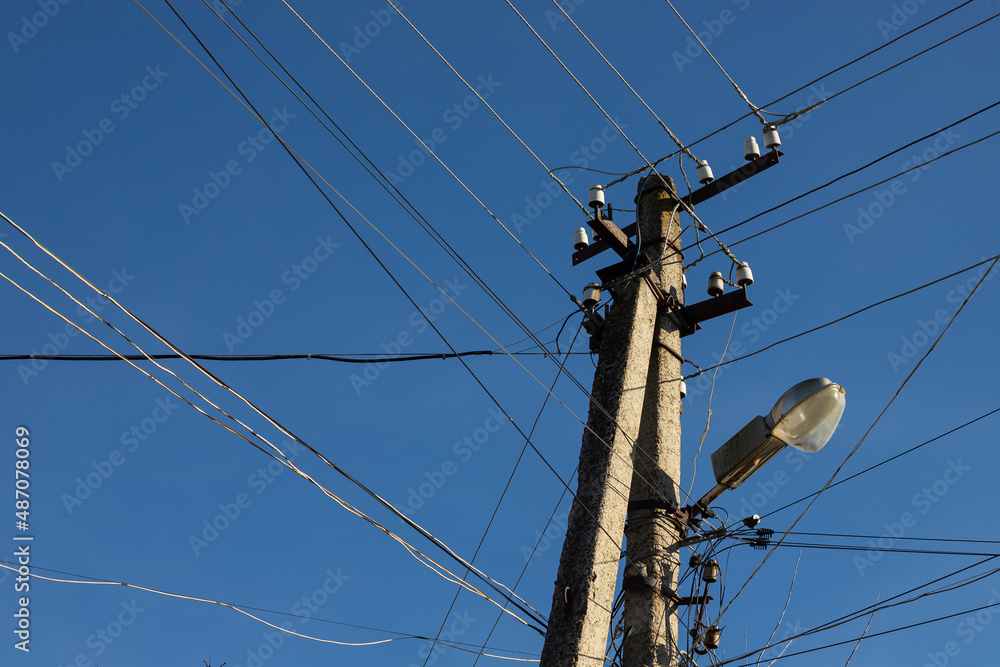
[279,0,584,286]
[784,531,1000,546]
[748,542,1000,558]
[502,0,744,270]
[15,9,683,640]
[0,323,543,634]
[616,126,1000,289]
[203,0,576,399]
[603,101,1000,292]
[660,0,767,124]
[719,598,1000,666]
[548,0,699,163]
[419,323,583,666]
[680,253,1000,381]
[0,562,539,660]
[723,555,1000,666]
[382,0,590,217]
[217,0,687,518]
[470,464,580,667]
[715,254,1000,619]
[132,0,556,628]
[0,234,546,631]
[762,405,1000,518]
[0,351,585,363]
[695,98,1000,244]
[711,127,1000,254]
[139,0,684,575]
[604,0,991,188]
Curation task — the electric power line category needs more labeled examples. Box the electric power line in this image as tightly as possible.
[202,0,686,519]
[762,405,1000,519]
[716,253,1000,619]
[605,1,993,188]
[682,254,1000,380]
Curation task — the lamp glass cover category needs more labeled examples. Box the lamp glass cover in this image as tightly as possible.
[768,378,846,453]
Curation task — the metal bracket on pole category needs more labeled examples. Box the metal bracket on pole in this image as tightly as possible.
[675,287,753,337]
[621,575,713,607]
[573,150,783,266]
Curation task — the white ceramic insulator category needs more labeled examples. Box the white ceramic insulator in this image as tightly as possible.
[573,227,590,250]
[697,160,714,185]
[744,136,760,160]
[679,380,687,399]
[582,282,601,308]
[764,125,781,149]
[736,261,754,287]
[708,271,724,297]
[588,184,605,209]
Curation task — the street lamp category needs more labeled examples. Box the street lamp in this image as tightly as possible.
[696,378,846,510]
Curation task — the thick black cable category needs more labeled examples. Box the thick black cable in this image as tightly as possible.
[206,0,560,376]
[786,531,1000,546]
[0,351,590,362]
[742,541,1000,558]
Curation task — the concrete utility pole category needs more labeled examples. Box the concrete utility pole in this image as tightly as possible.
[621,180,684,667]
[540,177,682,667]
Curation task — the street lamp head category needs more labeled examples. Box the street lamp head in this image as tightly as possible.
[706,377,847,505]
[766,377,846,453]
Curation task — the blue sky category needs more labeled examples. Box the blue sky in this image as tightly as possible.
[2,1,1000,665]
